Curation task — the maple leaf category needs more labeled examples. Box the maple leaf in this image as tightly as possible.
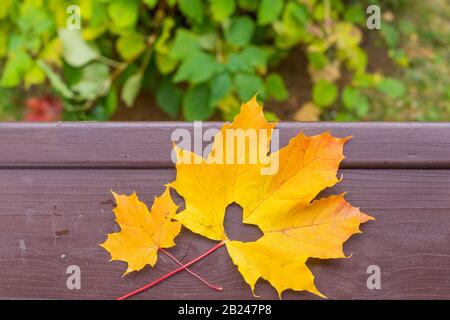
[170,96,373,298]
[100,187,181,276]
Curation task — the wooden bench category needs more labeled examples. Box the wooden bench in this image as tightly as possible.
[1,122,450,300]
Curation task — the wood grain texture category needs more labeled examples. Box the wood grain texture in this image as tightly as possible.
[1,122,450,169]
[0,168,449,300]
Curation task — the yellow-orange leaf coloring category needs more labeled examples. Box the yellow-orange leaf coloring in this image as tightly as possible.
[170,96,373,297]
[100,187,180,275]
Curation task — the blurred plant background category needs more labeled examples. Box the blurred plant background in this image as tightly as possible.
[0,0,448,121]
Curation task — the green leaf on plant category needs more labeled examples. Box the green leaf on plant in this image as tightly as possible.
[198,32,218,51]
[179,0,204,24]
[105,87,118,115]
[283,1,308,28]
[16,3,55,39]
[227,46,268,73]
[38,60,75,99]
[156,53,178,74]
[265,73,288,101]
[211,0,236,22]
[307,52,327,70]
[274,2,309,48]
[342,86,370,117]
[155,18,175,54]
[59,29,98,67]
[312,80,338,107]
[108,0,139,28]
[235,73,264,101]
[381,23,399,48]
[71,62,110,100]
[210,72,232,105]
[343,4,365,25]
[344,47,368,73]
[80,0,109,40]
[335,22,362,49]
[121,72,143,107]
[169,29,200,60]
[116,33,146,60]
[377,78,406,98]
[24,63,46,88]
[399,19,415,35]
[225,16,255,47]
[0,50,33,87]
[352,72,379,88]
[258,0,283,25]
[264,111,279,121]
[143,0,157,9]
[335,112,357,122]
[156,80,183,117]
[0,0,13,19]
[183,85,215,121]
[174,51,221,84]
[0,31,6,58]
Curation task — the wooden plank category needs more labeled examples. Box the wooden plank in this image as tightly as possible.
[1,122,450,169]
[0,168,449,299]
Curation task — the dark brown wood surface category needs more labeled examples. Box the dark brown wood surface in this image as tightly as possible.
[0,123,449,300]
[1,122,450,168]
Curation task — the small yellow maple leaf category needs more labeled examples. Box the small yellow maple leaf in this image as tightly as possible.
[100,187,180,276]
[170,96,373,298]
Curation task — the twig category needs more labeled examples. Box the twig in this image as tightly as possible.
[117,241,226,300]
[96,55,121,68]
[159,248,222,292]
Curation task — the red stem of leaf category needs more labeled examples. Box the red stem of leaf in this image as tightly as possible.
[117,241,226,300]
[159,248,222,292]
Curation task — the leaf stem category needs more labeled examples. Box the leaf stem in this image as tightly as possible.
[159,248,222,292]
[96,55,121,68]
[117,241,226,300]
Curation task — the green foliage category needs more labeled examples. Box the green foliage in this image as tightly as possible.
[258,0,283,25]
[377,78,406,98]
[342,86,369,117]
[59,29,98,67]
[225,16,255,47]
[235,73,265,101]
[211,0,235,22]
[368,0,450,121]
[0,0,410,121]
[313,80,338,108]
[265,73,288,102]
[156,79,182,117]
[210,72,232,105]
[122,72,143,107]
[183,84,214,121]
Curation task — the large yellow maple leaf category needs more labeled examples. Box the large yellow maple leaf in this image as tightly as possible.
[100,187,180,276]
[170,97,373,297]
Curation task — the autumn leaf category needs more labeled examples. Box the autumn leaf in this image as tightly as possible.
[100,187,181,276]
[170,96,373,298]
